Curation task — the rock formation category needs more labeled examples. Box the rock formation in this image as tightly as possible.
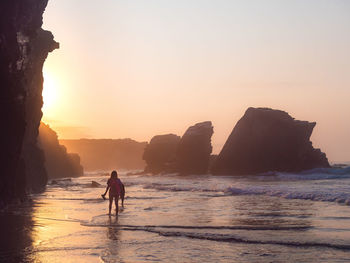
[0,0,57,205]
[90,181,101,188]
[22,29,59,192]
[60,139,147,171]
[175,121,214,174]
[38,123,83,178]
[211,107,330,175]
[143,134,181,174]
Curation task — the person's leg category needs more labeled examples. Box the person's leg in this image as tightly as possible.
[115,196,119,215]
[121,185,125,208]
[109,196,113,215]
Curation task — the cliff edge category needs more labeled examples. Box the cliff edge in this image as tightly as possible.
[0,0,58,205]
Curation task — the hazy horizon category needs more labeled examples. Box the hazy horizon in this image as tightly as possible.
[42,0,350,162]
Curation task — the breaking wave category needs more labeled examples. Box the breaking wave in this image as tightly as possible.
[266,166,350,181]
[224,185,350,205]
[136,166,350,205]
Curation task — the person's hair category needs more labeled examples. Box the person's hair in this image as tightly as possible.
[111,170,118,179]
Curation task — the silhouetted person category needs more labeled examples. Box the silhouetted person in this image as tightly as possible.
[102,171,124,215]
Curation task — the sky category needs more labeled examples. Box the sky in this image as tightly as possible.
[42,0,350,162]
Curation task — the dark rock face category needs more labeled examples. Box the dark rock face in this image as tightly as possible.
[211,108,330,175]
[60,139,147,171]
[143,134,181,174]
[23,29,59,192]
[0,0,57,204]
[175,121,214,174]
[38,123,83,178]
[208,154,218,172]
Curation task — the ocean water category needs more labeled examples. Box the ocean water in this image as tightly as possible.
[2,167,350,262]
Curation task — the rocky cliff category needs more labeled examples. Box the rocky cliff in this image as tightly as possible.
[175,121,214,174]
[22,28,58,192]
[143,134,181,174]
[60,139,147,171]
[39,123,83,178]
[0,0,57,205]
[211,107,330,175]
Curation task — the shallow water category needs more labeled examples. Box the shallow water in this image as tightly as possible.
[1,168,350,262]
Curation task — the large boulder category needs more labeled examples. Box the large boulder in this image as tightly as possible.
[211,107,330,175]
[143,134,181,174]
[174,121,214,174]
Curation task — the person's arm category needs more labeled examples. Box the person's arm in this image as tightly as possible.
[102,185,109,196]
[102,180,110,199]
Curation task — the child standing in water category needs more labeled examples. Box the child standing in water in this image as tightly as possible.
[102,170,124,216]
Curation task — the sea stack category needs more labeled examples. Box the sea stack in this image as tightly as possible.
[211,107,330,175]
[143,134,181,174]
[175,121,214,174]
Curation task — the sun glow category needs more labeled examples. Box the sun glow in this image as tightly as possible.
[42,69,59,116]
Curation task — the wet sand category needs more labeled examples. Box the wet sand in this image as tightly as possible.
[1,173,350,262]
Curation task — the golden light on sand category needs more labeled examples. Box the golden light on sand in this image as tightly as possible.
[42,69,59,115]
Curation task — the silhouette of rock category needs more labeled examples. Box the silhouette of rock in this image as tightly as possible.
[38,123,83,178]
[211,107,330,175]
[143,134,181,174]
[22,29,59,193]
[208,154,218,172]
[0,1,57,205]
[174,121,214,174]
[60,139,147,171]
[91,181,101,188]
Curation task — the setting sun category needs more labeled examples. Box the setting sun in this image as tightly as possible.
[42,69,59,115]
